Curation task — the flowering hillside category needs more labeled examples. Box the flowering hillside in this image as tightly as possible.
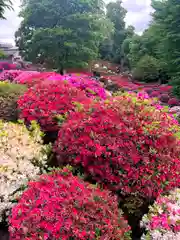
[0,69,180,240]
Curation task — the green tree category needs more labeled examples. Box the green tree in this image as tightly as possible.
[125,25,135,38]
[151,0,180,76]
[106,0,127,63]
[132,55,161,82]
[0,0,12,19]
[127,34,149,69]
[16,0,112,70]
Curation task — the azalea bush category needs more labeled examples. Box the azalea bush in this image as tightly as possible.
[48,73,107,99]
[0,81,27,121]
[55,93,180,209]
[18,80,91,132]
[0,70,23,82]
[141,188,180,240]
[150,91,160,98]
[9,168,131,240]
[0,120,50,222]
[168,97,179,107]
[159,94,170,103]
[15,71,56,87]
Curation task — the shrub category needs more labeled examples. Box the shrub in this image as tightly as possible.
[0,50,6,59]
[55,93,180,203]
[0,120,50,222]
[150,91,160,98]
[168,98,179,107]
[15,71,56,87]
[9,168,131,240]
[159,94,170,103]
[159,85,172,93]
[18,80,91,132]
[132,55,161,83]
[141,188,180,240]
[0,70,23,82]
[171,75,180,99]
[48,74,107,99]
[0,82,27,121]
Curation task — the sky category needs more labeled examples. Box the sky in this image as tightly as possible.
[0,0,152,46]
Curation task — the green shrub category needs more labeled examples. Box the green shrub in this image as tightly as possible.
[0,82,27,121]
[132,55,161,82]
[171,74,180,99]
[0,50,6,59]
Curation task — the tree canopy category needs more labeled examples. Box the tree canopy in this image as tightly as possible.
[119,0,180,85]
[0,0,12,19]
[16,0,113,70]
[15,0,180,90]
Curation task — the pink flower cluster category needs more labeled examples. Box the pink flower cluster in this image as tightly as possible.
[0,69,107,99]
[141,188,180,240]
[103,75,179,106]
[0,70,23,82]
[48,73,107,99]
[14,71,57,87]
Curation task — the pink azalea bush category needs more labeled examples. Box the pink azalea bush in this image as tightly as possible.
[9,168,131,240]
[141,188,180,240]
[159,94,170,103]
[14,71,56,87]
[2,70,107,99]
[0,70,23,82]
[48,73,107,99]
[102,75,175,105]
[150,91,160,98]
[168,98,179,107]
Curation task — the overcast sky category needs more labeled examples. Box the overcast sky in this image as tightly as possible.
[0,0,152,46]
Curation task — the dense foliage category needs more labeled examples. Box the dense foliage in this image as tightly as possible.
[55,93,180,202]
[105,0,127,63]
[122,0,180,86]
[16,0,113,70]
[0,50,6,59]
[9,168,131,240]
[0,82,27,121]
[141,188,180,240]
[18,80,90,132]
[132,55,161,82]
[0,0,12,19]
[0,120,50,222]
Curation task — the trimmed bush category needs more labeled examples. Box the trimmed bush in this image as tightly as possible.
[55,93,180,203]
[0,120,50,222]
[150,91,160,98]
[168,98,179,107]
[141,188,180,240]
[159,94,170,103]
[48,73,107,99]
[18,80,91,132]
[9,168,131,240]
[132,55,161,83]
[15,71,56,87]
[0,82,27,121]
